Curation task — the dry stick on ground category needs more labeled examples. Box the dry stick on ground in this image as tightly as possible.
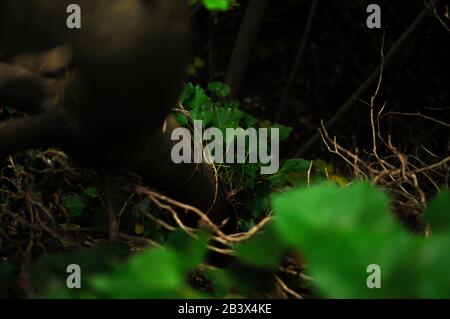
[225,0,270,98]
[296,2,438,157]
[275,0,320,122]
[415,156,450,174]
[368,35,450,191]
[320,125,437,211]
[138,196,236,256]
[323,99,449,197]
[320,96,449,214]
[135,186,272,246]
[318,36,442,210]
[275,276,304,299]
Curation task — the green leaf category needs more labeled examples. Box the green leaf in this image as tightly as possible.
[202,0,230,11]
[214,107,244,129]
[208,81,231,98]
[244,195,269,217]
[186,64,197,76]
[267,158,311,187]
[205,268,234,297]
[174,113,189,126]
[272,182,417,298]
[84,187,99,199]
[235,227,287,269]
[189,102,216,126]
[190,85,210,110]
[29,242,128,298]
[63,193,86,217]
[272,124,293,141]
[281,159,311,172]
[421,190,450,233]
[239,163,260,190]
[273,182,403,245]
[193,57,205,68]
[166,231,209,272]
[417,233,450,298]
[89,233,208,298]
[180,82,196,103]
[243,114,258,128]
[90,248,186,298]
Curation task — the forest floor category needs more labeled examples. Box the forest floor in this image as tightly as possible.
[0,0,449,298]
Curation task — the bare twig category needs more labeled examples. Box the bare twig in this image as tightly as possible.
[275,276,303,299]
[296,2,437,156]
[136,186,272,245]
[381,111,450,128]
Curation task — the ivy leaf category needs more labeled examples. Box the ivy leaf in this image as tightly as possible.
[272,182,415,298]
[180,82,195,104]
[267,159,310,187]
[280,159,311,172]
[202,0,230,11]
[193,57,205,69]
[421,190,450,233]
[89,233,207,298]
[243,114,258,128]
[174,113,189,126]
[240,163,261,190]
[214,107,245,129]
[244,194,269,217]
[191,85,210,110]
[29,242,129,298]
[208,81,231,98]
[84,187,99,199]
[272,124,293,141]
[63,193,86,217]
[235,227,287,269]
[180,83,210,111]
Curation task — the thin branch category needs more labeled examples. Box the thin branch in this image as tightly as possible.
[275,0,319,122]
[381,111,450,128]
[296,2,437,157]
[275,276,303,299]
[136,186,271,245]
[415,156,450,173]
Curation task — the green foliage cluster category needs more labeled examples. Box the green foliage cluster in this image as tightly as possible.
[190,0,238,12]
[271,184,450,298]
[178,82,338,230]
[1,0,448,300]
[1,81,448,299]
[2,182,448,298]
